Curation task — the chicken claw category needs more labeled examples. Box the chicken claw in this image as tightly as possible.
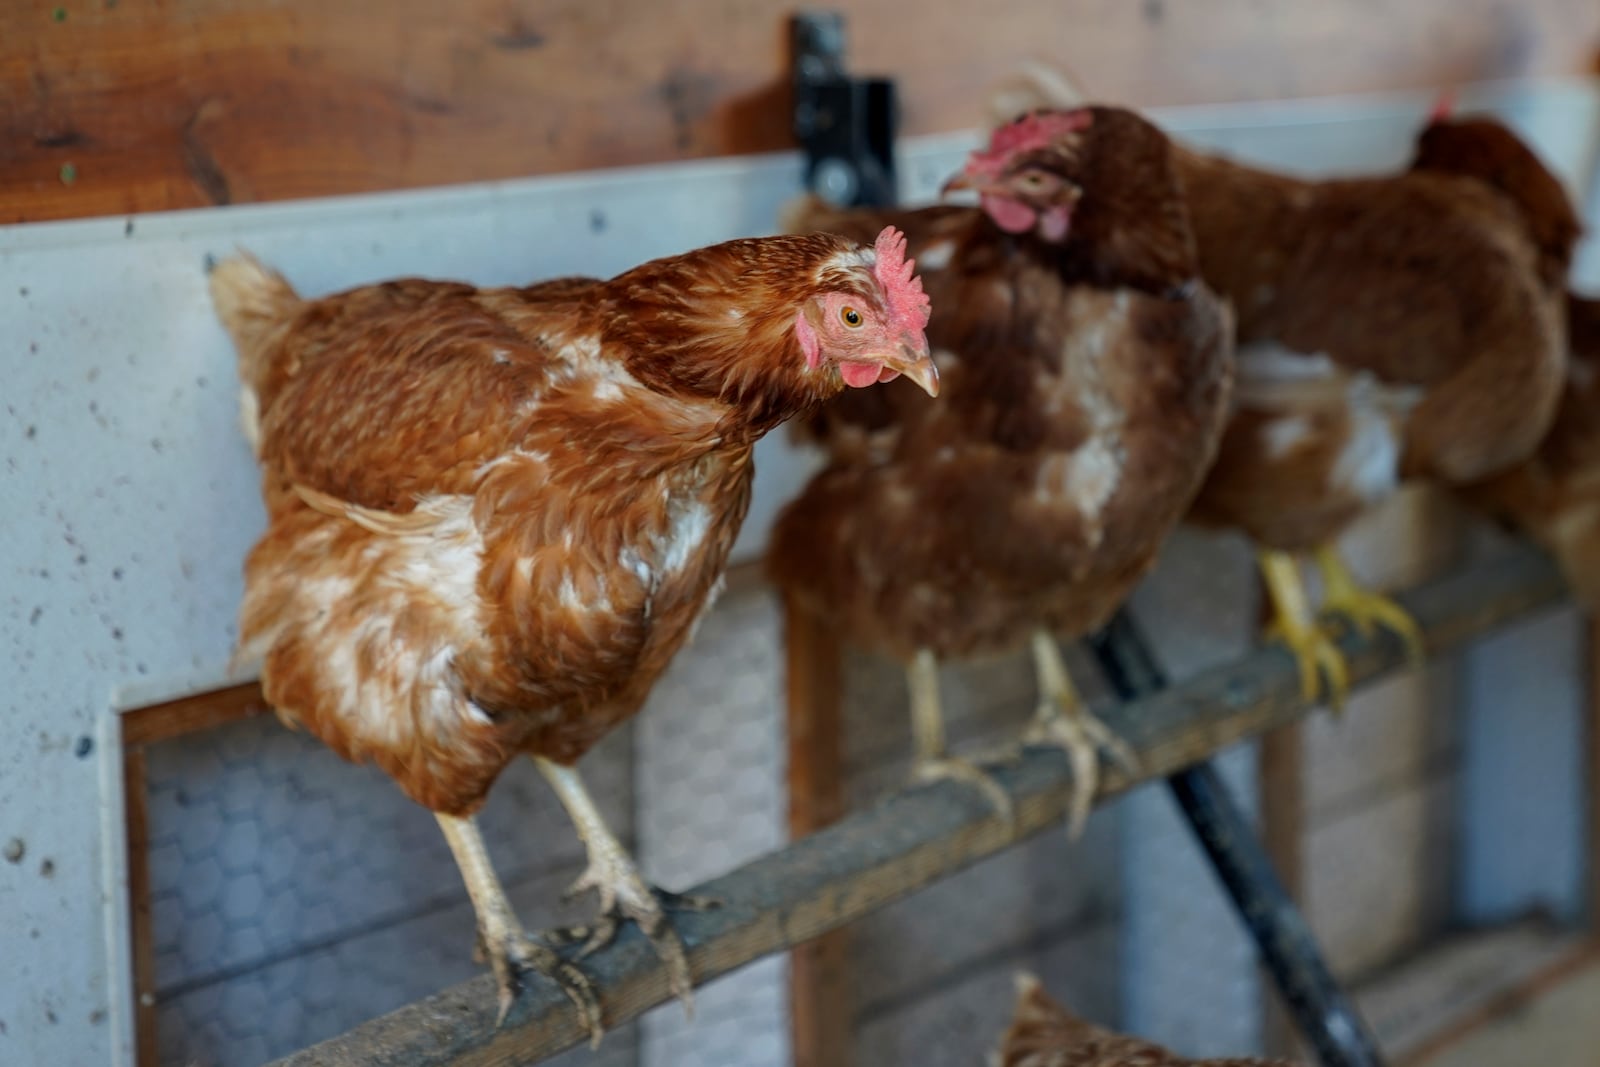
[905,649,1016,824]
[911,755,1016,822]
[1024,631,1138,838]
[480,924,603,1039]
[1259,549,1351,712]
[435,813,604,1043]
[1264,614,1351,712]
[536,758,704,1015]
[552,877,719,963]
[1314,546,1424,661]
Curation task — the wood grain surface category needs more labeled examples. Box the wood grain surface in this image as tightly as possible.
[3,0,1596,223]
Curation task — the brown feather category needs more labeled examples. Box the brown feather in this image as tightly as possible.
[1462,293,1600,602]
[994,973,1297,1067]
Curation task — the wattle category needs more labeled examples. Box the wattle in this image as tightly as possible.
[840,361,886,388]
[981,194,1037,234]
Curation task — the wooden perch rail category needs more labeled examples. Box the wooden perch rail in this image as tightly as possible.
[269,547,1567,1067]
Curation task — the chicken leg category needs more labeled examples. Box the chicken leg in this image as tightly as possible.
[1023,631,1138,838]
[1314,546,1423,661]
[434,812,604,1041]
[906,648,1014,821]
[534,757,711,1016]
[1258,549,1349,710]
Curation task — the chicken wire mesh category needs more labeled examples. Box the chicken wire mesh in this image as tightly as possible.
[1119,528,1265,1056]
[633,584,792,1067]
[835,632,1127,1064]
[145,710,638,1067]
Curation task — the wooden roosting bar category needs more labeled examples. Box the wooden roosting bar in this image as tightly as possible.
[267,545,1570,1067]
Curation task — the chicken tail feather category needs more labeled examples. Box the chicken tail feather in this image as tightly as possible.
[209,251,301,455]
[209,252,301,394]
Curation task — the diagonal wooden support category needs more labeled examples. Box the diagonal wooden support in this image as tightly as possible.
[267,547,1564,1067]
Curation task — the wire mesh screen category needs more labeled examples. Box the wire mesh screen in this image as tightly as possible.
[144,713,637,1067]
[634,585,792,1067]
[833,631,1130,1063]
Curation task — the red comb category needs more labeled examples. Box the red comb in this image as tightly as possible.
[873,226,931,332]
[963,109,1094,179]
[1428,90,1456,124]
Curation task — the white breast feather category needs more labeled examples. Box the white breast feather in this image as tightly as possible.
[1035,440,1120,518]
[1263,414,1314,459]
[1237,345,1338,377]
[1331,377,1401,503]
[917,241,956,271]
[1037,291,1131,532]
[660,500,711,574]
[344,495,485,742]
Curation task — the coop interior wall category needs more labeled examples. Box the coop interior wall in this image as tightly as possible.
[143,719,639,1067]
[2,76,1598,1067]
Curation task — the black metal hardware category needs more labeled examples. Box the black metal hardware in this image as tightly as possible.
[1087,609,1388,1067]
[791,11,898,208]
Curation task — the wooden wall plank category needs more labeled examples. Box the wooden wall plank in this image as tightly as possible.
[120,681,269,747]
[783,593,852,1067]
[122,745,158,1067]
[3,0,1597,224]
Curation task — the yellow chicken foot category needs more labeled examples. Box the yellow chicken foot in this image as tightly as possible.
[906,648,1015,822]
[1258,549,1350,711]
[1023,631,1139,838]
[1314,546,1424,661]
[535,757,708,1018]
[434,812,604,1042]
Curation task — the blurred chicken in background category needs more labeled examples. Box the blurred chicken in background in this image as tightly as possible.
[772,106,1233,833]
[984,69,1579,709]
[1462,293,1600,599]
[992,973,1297,1067]
[1178,105,1579,706]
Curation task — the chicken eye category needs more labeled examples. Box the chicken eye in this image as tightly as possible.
[840,306,864,328]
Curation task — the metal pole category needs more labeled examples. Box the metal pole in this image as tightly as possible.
[1086,609,1388,1067]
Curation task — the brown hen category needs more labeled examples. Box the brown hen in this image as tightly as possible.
[1462,293,1600,598]
[1176,109,1579,705]
[771,107,1233,832]
[993,973,1297,1067]
[208,230,936,1040]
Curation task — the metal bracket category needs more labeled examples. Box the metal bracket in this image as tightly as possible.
[790,11,899,208]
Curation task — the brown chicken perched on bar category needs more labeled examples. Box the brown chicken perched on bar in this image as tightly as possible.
[208,229,936,1041]
[771,107,1234,831]
[993,973,1296,1067]
[1176,105,1580,705]
[1462,294,1600,597]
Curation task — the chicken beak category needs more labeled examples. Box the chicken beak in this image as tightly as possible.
[886,342,940,397]
[940,171,977,199]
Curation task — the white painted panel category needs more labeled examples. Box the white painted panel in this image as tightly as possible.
[1,78,1596,1067]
